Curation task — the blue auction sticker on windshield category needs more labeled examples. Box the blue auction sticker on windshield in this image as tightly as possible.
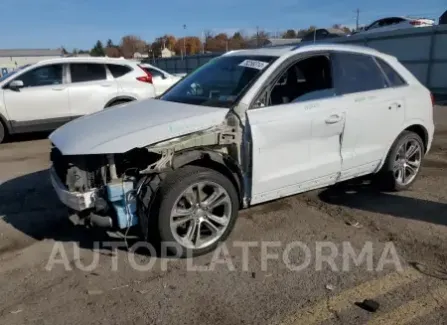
[238,60,269,70]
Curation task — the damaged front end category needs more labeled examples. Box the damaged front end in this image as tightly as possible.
[50,112,247,230]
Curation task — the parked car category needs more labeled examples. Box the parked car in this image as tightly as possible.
[440,10,447,25]
[139,63,183,96]
[49,43,434,257]
[300,28,347,42]
[0,57,156,143]
[355,17,435,35]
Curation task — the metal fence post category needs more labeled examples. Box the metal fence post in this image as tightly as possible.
[426,27,437,90]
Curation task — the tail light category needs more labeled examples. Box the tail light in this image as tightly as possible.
[430,92,435,106]
[136,65,153,84]
[409,20,423,26]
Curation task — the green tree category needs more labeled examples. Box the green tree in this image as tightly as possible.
[282,29,297,38]
[90,40,105,56]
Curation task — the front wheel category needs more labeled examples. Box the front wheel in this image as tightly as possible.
[375,130,424,191]
[0,121,6,144]
[143,166,240,257]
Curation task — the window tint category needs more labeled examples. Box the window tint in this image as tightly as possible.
[15,64,63,87]
[376,58,407,87]
[161,55,276,108]
[70,63,106,83]
[332,52,388,95]
[147,68,164,78]
[268,55,336,106]
[107,64,132,78]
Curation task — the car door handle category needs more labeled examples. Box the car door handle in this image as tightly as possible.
[325,115,342,124]
[388,103,402,110]
[100,84,112,87]
[52,87,65,91]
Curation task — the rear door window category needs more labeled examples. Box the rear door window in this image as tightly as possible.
[70,63,106,83]
[332,52,388,95]
[146,68,165,78]
[375,58,407,87]
[107,64,132,78]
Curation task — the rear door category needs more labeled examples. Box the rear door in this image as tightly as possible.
[3,63,70,131]
[332,52,406,181]
[67,63,118,118]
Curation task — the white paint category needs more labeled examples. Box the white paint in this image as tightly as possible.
[0,57,156,134]
[49,98,229,155]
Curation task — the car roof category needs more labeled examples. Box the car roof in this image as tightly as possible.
[32,56,139,66]
[224,43,385,59]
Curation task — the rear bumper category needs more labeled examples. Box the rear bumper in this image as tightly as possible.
[50,167,97,211]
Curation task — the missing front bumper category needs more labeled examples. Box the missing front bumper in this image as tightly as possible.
[50,167,97,211]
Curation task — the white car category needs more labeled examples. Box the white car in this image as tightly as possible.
[49,43,435,257]
[138,63,182,96]
[356,16,435,35]
[0,57,156,143]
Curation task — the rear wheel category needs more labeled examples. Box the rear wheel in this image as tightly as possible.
[375,131,424,191]
[141,166,239,257]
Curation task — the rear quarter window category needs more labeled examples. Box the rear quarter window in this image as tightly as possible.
[107,64,133,78]
[375,58,407,87]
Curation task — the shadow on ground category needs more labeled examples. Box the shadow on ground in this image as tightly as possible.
[318,178,447,227]
[0,169,153,257]
[6,131,51,143]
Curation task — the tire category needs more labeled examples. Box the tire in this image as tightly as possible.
[140,165,239,257]
[0,121,6,144]
[375,130,424,191]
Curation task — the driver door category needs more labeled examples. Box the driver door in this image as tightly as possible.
[3,63,70,132]
[247,53,346,205]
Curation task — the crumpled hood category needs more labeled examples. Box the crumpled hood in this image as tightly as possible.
[49,99,229,155]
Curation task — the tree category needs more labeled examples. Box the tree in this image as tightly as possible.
[282,29,297,38]
[120,35,147,58]
[105,38,121,57]
[151,34,177,57]
[174,36,202,55]
[90,40,105,56]
[251,30,269,47]
[229,31,247,50]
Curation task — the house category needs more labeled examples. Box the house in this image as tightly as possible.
[161,47,175,58]
[0,49,64,72]
[133,52,149,59]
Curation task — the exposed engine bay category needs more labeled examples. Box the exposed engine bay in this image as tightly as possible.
[49,112,247,230]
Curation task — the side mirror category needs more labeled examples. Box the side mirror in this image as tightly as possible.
[9,80,24,89]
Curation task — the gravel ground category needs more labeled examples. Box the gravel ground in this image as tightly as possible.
[0,106,446,325]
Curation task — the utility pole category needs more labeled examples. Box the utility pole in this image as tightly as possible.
[182,24,187,59]
[356,8,360,31]
[256,26,259,48]
[202,31,205,54]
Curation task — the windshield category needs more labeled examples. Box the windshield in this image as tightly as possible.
[160,55,277,108]
[0,64,32,82]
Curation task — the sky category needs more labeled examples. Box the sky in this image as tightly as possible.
[1,0,445,51]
